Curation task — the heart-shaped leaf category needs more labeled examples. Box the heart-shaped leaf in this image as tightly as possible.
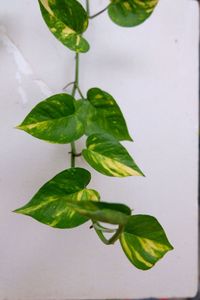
[82,133,144,177]
[64,200,131,225]
[17,94,85,144]
[39,0,89,52]
[84,88,132,141]
[14,168,100,229]
[108,0,159,27]
[120,215,173,270]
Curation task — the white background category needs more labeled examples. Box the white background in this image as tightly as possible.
[0,0,199,299]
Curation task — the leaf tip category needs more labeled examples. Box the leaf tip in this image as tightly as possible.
[12,208,21,214]
[13,206,26,215]
[15,124,25,131]
[137,169,145,177]
[168,242,174,251]
[126,134,134,142]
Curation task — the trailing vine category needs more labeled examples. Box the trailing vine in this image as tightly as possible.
[14,0,173,270]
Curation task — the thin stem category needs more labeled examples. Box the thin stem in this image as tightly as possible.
[76,86,85,99]
[70,52,80,167]
[63,81,75,91]
[86,0,90,16]
[94,227,110,245]
[108,225,124,244]
[94,222,124,245]
[71,141,76,168]
[89,5,109,19]
[93,222,116,233]
[72,52,79,97]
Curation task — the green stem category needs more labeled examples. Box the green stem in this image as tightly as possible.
[94,223,124,245]
[76,86,85,99]
[86,0,90,16]
[89,5,109,19]
[108,225,124,244]
[95,228,110,245]
[70,52,80,167]
[63,81,75,90]
[93,222,116,233]
[71,142,76,168]
[72,52,79,97]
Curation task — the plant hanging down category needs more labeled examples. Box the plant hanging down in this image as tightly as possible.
[14,0,173,270]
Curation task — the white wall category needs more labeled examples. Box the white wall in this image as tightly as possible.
[0,0,199,299]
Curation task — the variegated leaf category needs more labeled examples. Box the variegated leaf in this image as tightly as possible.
[39,0,89,52]
[108,0,159,27]
[120,215,173,270]
[64,200,131,225]
[84,88,132,141]
[82,133,144,177]
[14,168,100,229]
[17,93,84,144]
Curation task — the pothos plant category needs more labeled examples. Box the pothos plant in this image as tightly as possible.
[14,0,173,270]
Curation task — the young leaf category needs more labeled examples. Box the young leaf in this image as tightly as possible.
[85,87,132,141]
[14,168,100,229]
[39,0,89,53]
[108,0,159,27]
[64,200,131,225]
[120,215,173,270]
[17,94,85,144]
[82,133,144,177]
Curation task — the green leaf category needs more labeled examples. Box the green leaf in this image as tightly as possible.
[108,0,159,27]
[120,215,173,270]
[17,93,85,144]
[84,88,132,141]
[82,133,144,177]
[64,200,131,225]
[74,99,92,123]
[39,0,89,53]
[14,168,100,229]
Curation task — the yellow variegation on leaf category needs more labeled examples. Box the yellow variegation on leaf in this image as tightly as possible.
[120,215,173,270]
[14,168,100,229]
[17,93,85,144]
[84,87,133,141]
[82,133,144,177]
[39,0,89,52]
